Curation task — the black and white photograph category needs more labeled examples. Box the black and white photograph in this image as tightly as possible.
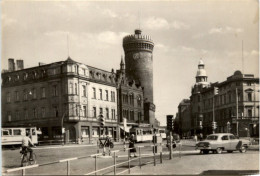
[1,0,259,175]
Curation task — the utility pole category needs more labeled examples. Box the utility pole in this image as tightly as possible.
[236,88,239,136]
[213,93,215,134]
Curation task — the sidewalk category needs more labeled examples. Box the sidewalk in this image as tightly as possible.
[127,150,259,175]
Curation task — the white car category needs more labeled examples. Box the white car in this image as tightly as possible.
[196,133,248,154]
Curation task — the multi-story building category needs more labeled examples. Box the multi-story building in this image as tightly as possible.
[201,71,259,137]
[2,57,119,143]
[190,60,210,136]
[190,60,259,137]
[177,99,191,138]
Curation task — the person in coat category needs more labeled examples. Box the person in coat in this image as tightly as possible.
[129,134,137,157]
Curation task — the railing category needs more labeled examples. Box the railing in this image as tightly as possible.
[4,143,183,175]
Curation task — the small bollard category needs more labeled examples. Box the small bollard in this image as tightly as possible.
[160,152,163,164]
[22,168,25,176]
[179,143,182,158]
[95,155,98,175]
[139,147,141,169]
[113,152,116,175]
[153,146,156,166]
[128,150,130,174]
[67,160,70,175]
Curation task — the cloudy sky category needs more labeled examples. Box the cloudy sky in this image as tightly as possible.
[1,0,259,125]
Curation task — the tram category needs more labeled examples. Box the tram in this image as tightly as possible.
[1,127,39,146]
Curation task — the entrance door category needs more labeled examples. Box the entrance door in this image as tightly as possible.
[69,126,76,143]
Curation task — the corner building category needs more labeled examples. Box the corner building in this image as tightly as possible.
[2,58,119,143]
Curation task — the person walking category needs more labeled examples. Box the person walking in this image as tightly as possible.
[129,134,137,157]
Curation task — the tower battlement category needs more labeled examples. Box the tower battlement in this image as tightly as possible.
[123,29,154,53]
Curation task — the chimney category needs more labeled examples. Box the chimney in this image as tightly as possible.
[8,58,15,71]
[16,60,24,70]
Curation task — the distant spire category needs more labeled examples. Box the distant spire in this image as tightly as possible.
[67,33,70,57]
[120,55,125,73]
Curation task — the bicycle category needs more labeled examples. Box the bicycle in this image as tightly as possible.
[20,147,37,167]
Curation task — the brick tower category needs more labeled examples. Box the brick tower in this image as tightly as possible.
[123,29,156,126]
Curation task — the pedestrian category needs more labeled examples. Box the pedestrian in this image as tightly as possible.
[199,133,203,141]
[194,135,197,143]
[129,134,137,157]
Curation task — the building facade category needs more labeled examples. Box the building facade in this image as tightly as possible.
[2,58,119,143]
[116,57,146,137]
[189,60,259,137]
[177,99,191,138]
[200,71,259,137]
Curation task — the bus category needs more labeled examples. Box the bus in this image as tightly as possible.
[130,127,154,142]
[1,127,38,146]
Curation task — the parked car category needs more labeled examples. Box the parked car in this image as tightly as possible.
[196,133,248,154]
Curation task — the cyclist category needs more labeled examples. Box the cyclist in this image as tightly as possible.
[21,131,35,161]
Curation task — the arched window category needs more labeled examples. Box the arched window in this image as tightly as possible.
[137,95,142,107]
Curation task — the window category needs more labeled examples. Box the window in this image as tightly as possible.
[82,85,86,97]
[106,108,109,119]
[7,92,11,102]
[15,110,20,120]
[75,83,78,95]
[81,127,89,137]
[111,91,115,102]
[93,88,96,99]
[99,89,102,100]
[83,106,87,117]
[53,106,58,117]
[53,85,58,96]
[24,109,28,119]
[33,108,37,118]
[15,91,19,101]
[221,135,229,140]
[99,108,103,116]
[130,110,134,120]
[13,129,22,135]
[41,107,46,118]
[138,112,142,122]
[69,83,73,94]
[248,109,252,117]
[105,90,109,101]
[137,96,141,107]
[82,69,86,76]
[7,112,11,122]
[248,93,252,101]
[129,94,134,105]
[229,135,236,140]
[247,82,252,86]
[93,107,96,117]
[111,109,116,119]
[41,87,46,98]
[32,88,37,99]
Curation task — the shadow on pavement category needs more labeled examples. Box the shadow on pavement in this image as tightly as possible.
[200,170,259,175]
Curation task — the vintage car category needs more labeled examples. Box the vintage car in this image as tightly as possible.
[196,133,248,154]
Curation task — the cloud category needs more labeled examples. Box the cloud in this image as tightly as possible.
[155,43,169,52]
[209,26,243,34]
[102,9,118,18]
[144,17,170,30]
[251,50,259,56]
[171,21,190,30]
[97,31,129,45]
[144,17,189,31]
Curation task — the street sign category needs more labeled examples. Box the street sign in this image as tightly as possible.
[232,118,237,124]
